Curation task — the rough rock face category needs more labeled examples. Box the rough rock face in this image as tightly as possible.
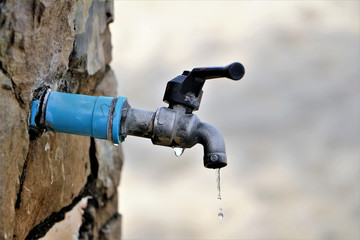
[0,0,122,239]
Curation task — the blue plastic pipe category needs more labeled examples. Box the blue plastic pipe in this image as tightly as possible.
[30,91,127,144]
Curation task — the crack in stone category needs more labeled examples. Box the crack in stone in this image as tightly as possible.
[78,137,100,239]
[24,137,100,239]
[24,190,87,240]
[15,152,30,209]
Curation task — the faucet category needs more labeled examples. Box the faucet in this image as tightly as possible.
[29,62,245,169]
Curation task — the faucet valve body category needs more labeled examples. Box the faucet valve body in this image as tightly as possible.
[121,105,227,168]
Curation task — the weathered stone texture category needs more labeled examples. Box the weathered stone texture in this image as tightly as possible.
[0,0,122,239]
[0,0,76,104]
[0,70,29,240]
[14,134,91,239]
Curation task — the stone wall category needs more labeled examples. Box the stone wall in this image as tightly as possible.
[0,0,122,239]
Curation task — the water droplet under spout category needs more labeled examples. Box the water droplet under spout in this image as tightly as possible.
[173,147,184,157]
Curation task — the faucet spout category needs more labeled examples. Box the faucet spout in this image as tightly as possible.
[197,122,227,169]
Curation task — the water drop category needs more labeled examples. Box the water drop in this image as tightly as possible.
[45,143,50,151]
[173,147,184,157]
[113,143,119,147]
[218,208,224,221]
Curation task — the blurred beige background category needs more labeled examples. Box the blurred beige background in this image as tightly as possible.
[110,1,359,240]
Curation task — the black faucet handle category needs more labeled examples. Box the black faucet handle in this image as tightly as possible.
[163,62,245,112]
[191,62,245,81]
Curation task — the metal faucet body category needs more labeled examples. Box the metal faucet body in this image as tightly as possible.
[29,63,245,169]
[122,105,227,168]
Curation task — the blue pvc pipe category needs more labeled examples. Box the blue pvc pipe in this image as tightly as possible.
[30,91,127,144]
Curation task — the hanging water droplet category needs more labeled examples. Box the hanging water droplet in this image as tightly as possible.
[45,143,50,151]
[173,147,184,157]
[218,208,224,221]
[113,143,119,147]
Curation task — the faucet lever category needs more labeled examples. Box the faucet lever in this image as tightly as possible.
[163,62,245,112]
[190,62,245,81]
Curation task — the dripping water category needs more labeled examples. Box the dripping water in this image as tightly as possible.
[216,168,223,223]
[173,147,184,157]
[216,168,221,200]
